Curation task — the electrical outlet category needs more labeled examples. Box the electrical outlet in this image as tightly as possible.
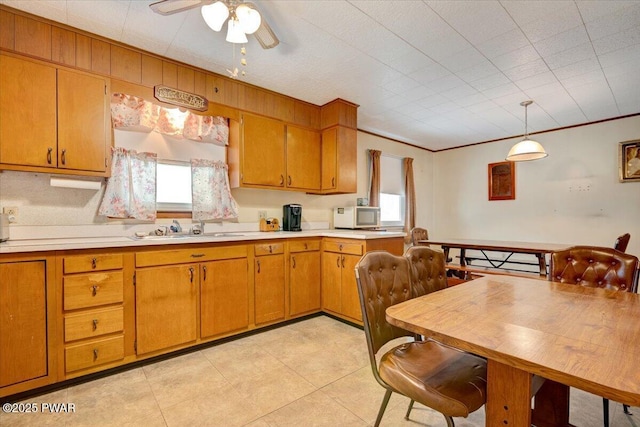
[3,207,18,223]
[258,210,267,220]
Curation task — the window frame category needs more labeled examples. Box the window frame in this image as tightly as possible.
[156,159,193,214]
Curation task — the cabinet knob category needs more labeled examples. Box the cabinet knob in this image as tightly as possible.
[91,258,97,269]
[336,256,340,268]
[257,260,261,273]
[92,319,99,331]
[189,267,195,283]
[288,175,292,186]
[202,266,207,281]
[339,244,343,251]
[304,243,308,250]
[47,147,53,165]
[269,245,273,253]
[280,174,284,186]
[91,285,100,296]
[341,256,345,268]
[61,149,67,165]
[93,349,99,361]
[332,177,335,187]
[292,256,296,269]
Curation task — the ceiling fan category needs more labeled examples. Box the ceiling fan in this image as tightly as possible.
[149,0,279,49]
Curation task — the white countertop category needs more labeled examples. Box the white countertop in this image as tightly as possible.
[0,229,405,254]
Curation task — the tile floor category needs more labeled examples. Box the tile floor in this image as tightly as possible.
[1,315,638,426]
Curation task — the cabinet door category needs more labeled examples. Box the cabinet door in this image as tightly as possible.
[289,251,321,316]
[340,255,362,321]
[136,265,197,355]
[321,252,342,314]
[57,69,108,172]
[254,254,285,324]
[0,261,47,387]
[0,55,57,168]
[241,114,285,187]
[321,127,338,191]
[286,125,321,191]
[201,258,249,338]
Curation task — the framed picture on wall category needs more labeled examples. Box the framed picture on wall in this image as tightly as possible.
[619,139,640,182]
[488,161,515,200]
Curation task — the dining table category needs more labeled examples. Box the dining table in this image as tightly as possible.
[386,274,640,427]
[419,238,571,277]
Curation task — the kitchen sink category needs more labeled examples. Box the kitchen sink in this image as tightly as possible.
[198,232,246,237]
[128,234,193,241]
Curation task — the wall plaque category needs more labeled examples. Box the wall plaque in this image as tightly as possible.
[154,85,208,112]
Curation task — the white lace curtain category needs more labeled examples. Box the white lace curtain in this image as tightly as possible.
[191,159,239,221]
[98,147,157,220]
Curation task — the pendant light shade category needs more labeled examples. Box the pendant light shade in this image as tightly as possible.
[507,100,548,162]
[226,17,248,43]
[201,1,229,32]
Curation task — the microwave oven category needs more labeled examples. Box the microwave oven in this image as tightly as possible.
[333,206,380,229]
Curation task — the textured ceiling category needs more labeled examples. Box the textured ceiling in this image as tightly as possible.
[2,0,640,150]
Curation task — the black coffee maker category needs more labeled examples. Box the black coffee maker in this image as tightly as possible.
[283,204,302,231]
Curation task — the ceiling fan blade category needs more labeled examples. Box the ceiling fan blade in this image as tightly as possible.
[252,18,279,49]
[149,0,212,16]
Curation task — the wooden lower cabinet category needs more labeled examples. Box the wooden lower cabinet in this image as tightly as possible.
[321,252,362,322]
[254,243,285,325]
[135,265,198,355]
[0,261,48,387]
[200,258,249,338]
[289,241,321,317]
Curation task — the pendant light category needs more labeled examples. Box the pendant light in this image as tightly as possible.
[506,101,548,162]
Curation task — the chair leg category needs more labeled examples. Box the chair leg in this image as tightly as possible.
[624,404,632,415]
[405,400,415,420]
[603,398,609,427]
[444,414,455,427]
[374,389,393,427]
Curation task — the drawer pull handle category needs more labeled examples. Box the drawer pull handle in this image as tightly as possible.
[292,256,296,269]
[189,267,195,283]
[191,254,205,258]
[202,266,207,281]
[342,256,345,268]
[93,349,99,361]
[92,319,98,331]
[304,243,308,250]
[336,256,340,268]
[91,258,97,269]
[332,177,335,187]
[91,285,99,296]
[269,245,273,253]
[339,244,343,251]
[288,175,291,185]
[47,147,53,164]
[61,149,67,165]
[280,174,284,186]
[257,260,261,273]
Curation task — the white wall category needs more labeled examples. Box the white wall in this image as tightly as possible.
[0,131,434,232]
[433,115,640,257]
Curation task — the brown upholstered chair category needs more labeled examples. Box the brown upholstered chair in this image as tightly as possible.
[410,227,429,246]
[404,245,448,296]
[354,251,487,427]
[550,246,639,427]
[614,233,631,253]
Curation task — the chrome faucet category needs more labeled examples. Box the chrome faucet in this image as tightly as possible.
[170,220,182,233]
[191,220,205,235]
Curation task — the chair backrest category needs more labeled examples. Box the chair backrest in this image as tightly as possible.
[404,246,447,297]
[354,251,414,358]
[550,246,639,292]
[614,233,631,253]
[410,227,429,246]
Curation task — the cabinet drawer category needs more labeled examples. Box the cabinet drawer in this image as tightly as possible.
[136,245,247,267]
[63,253,123,274]
[65,335,124,373]
[289,240,320,253]
[64,307,124,342]
[323,241,363,256]
[63,272,124,310]
[255,242,284,256]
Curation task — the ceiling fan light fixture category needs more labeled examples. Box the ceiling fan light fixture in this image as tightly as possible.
[201,1,229,32]
[226,17,248,43]
[506,100,548,162]
[253,20,279,49]
[235,4,261,34]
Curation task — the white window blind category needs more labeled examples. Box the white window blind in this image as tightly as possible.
[380,155,404,227]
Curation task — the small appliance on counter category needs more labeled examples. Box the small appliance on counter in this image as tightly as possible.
[283,204,302,231]
[259,217,280,232]
[334,206,380,229]
[0,214,9,242]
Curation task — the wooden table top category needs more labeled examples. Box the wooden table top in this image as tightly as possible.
[420,238,571,253]
[386,275,640,406]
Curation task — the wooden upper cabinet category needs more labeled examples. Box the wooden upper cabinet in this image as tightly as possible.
[240,113,286,187]
[319,126,356,194]
[0,54,57,168]
[286,125,321,191]
[57,69,109,172]
[0,54,110,175]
